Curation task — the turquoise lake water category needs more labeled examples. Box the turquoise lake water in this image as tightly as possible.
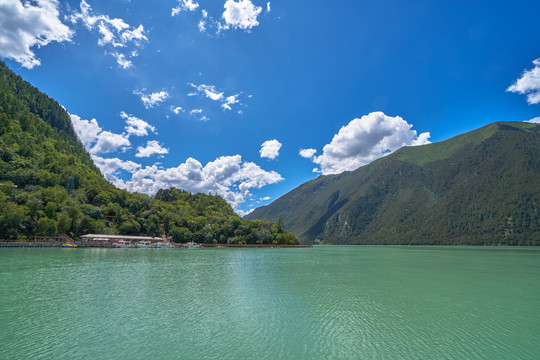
[1,246,539,359]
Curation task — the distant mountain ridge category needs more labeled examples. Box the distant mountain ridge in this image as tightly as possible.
[247,122,540,245]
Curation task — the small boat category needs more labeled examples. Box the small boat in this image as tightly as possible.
[152,242,175,248]
[183,241,202,248]
[63,243,78,248]
[113,240,132,248]
[136,241,152,248]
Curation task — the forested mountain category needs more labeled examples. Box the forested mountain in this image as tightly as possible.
[0,61,298,245]
[247,122,540,245]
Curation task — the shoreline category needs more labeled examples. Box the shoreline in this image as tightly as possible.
[0,241,312,248]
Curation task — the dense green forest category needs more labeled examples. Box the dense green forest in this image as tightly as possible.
[248,122,540,245]
[0,61,299,245]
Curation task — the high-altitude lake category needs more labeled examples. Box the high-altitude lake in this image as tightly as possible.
[1,246,539,359]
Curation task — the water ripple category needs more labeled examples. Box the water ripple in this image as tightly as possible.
[1,247,539,359]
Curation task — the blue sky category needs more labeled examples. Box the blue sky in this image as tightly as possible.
[1,0,539,215]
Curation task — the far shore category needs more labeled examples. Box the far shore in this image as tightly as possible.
[0,240,312,249]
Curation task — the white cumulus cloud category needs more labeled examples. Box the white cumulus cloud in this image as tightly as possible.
[222,0,262,30]
[70,1,148,46]
[91,130,131,154]
[70,114,102,148]
[121,25,146,44]
[189,83,243,111]
[525,116,540,124]
[172,0,199,16]
[222,95,239,111]
[299,148,317,159]
[198,19,206,32]
[306,112,430,175]
[0,0,73,68]
[189,83,223,100]
[172,0,264,34]
[111,52,132,69]
[260,139,282,160]
[121,111,156,137]
[170,106,184,115]
[134,90,169,109]
[135,140,169,158]
[507,58,540,105]
[188,109,207,121]
[70,113,130,154]
[91,155,141,176]
[238,208,254,217]
[70,1,148,68]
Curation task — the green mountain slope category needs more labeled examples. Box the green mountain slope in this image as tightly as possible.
[0,61,298,245]
[247,122,540,245]
[0,61,105,189]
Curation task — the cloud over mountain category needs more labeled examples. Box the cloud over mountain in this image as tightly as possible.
[306,112,431,175]
[92,155,141,174]
[71,112,158,155]
[90,131,131,154]
[69,114,102,148]
[72,111,283,211]
[525,116,540,124]
[70,114,130,154]
[105,155,283,210]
